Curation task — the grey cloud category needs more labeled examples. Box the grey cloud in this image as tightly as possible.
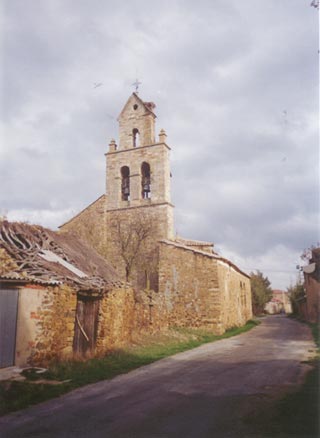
[2,0,318,289]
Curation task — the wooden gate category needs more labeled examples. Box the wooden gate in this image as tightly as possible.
[0,289,19,368]
[73,297,100,356]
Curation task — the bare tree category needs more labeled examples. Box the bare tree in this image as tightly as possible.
[113,212,157,282]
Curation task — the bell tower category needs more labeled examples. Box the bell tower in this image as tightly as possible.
[105,93,173,212]
[105,92,174,283]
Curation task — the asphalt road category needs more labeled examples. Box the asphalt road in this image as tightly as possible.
[0,316,316,438]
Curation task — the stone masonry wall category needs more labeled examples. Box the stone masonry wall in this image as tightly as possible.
[159,241,224,334]
[16,283,169,366]
[16,285,77,366]
[303,275,320,323]
[158,241,252,335]
[106,143,172,210]
[59,195,107,256]
[216,262,252,330]
[96,285,168,351]
[106,204,174,286]
[118,94,155,150]
[96,286,136,351]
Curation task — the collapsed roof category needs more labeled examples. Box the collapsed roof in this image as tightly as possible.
[0,220,122,293]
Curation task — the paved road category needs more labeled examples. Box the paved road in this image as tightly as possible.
[0,316,316,438]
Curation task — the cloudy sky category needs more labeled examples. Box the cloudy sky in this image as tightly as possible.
[1,0,319,289]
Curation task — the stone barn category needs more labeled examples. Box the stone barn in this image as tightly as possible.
[0,220,166,368]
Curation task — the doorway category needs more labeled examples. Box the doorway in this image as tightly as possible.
[0,289,19,368]
[73,297,100,356]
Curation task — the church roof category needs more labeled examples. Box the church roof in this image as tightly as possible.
[0,220,122,293]
[175,236,214,248]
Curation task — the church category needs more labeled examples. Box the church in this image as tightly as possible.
[60,92,252,334]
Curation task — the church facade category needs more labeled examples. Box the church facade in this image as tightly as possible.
[60,92,252,334]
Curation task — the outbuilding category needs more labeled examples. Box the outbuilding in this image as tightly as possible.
[0,220,143,368]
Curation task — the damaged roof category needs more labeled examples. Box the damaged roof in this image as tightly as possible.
[0,220,122,292]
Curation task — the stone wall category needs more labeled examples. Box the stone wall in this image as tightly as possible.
[106,143,172,211]
[11,241,252,367]
[97,286,136,351]
[158,241,223,333]
[118,94,156,150]
[96,286,168,351]
[158,240,252,334]
[106,204,173,286]
[303,249,320,323]
[216,261,252,330]
[59,195,107,256]
[14,282,168,366]
[303,276,320,323]
[15,284,77,366]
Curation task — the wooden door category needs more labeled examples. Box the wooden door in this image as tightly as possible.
[0,289,19,368]
[73,298,100,356]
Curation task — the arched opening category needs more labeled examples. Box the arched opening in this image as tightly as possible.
[141,162,151,199]
[133,128,140,148]
[121,166,130,201]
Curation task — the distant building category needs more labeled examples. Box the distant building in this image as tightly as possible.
[265,289,292,314]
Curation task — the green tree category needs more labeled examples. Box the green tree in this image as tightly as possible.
[250,270,273,315]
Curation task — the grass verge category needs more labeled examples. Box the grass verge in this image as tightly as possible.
[0,319,259,416]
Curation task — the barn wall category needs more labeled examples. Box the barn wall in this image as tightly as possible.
[15,287,44,366]
[15,285,77,366]
[13,283,168,366]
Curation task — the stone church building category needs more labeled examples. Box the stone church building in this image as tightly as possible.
[60,92,252,334]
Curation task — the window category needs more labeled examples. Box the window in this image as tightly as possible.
[141,162,151,199]
[121,166,130,201]
[133,128,140,148]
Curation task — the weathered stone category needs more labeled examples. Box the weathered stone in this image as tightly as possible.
[57,92,252,345]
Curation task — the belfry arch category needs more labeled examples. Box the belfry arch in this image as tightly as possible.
[132,128,140,148]
[141,162,151,199]
[121,166,130,201]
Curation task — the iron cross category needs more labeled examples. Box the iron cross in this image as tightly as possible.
[132,79,142,93]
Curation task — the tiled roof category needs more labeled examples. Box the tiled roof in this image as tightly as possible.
[175,236,214,247]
